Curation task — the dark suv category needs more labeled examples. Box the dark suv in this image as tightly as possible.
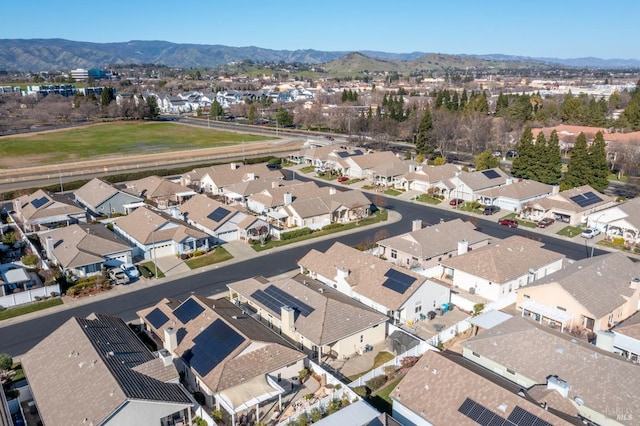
[482,205,500,215]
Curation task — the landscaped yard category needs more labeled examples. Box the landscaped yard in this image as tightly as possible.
[185,246,233,269]
[139,261,165,279]
[501,213,537,228]
[0,122,270,166]
[299,165,316,173]
[252,210,388,252]
[347,351,395,383]
[383,189,403,196]
[368,376,403,415]
[415,194,442,205]
[556,225,583,238]
[0,298,63,321]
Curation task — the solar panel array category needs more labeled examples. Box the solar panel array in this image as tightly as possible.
[30,196,49,209]
[482,169,501,179]
[145,308,169,329]
[188,319,245,376]
[569,191,602,208]
[250,285,314,316]
[458,398,553,426]
[207,206,230,222]
[382,269,417,294]
[173,298,205,324]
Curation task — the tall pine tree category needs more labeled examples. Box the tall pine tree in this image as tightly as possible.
[562,132,590,189]
[416,108,434,158]
[545,130,563,185]
[588,131,610,192]
[510,127,535,179]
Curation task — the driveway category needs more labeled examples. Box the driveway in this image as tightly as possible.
[154,255,191,277]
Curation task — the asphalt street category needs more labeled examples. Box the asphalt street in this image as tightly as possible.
[0,192,607,357]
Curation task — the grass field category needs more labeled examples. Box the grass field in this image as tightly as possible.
[0,298,63,321]
[0,121,270,165]
[185,246,233,269]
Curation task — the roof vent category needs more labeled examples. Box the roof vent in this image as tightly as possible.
[497,403,508,413]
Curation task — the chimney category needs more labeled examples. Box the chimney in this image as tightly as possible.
[458,240,469,255]
[247,172,255,180]
[505,178,513,185]
[164,327,178,354]
[230,162,239,170]
[329,186,336,195]
[157,348,173,367]
[552,185,560,194]
[45,236,55,260]
[284,192,293,205]
[412,219,423,232]
[336,266,350,280]
[13,198,22,216]
[546,376,570,398]
[281,306,295,337]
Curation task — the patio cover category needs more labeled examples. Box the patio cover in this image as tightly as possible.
[4,268,30,284]
[468,310,513,330]
[613,332,640,358]
[218,375,284,414]
[520,300,573,324]
[267,211,288,220]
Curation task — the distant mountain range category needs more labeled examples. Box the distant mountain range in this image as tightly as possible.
[1,39,639,71]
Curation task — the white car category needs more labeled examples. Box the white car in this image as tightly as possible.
[120,263,140,278]
[108,268,130,285]
[581,228,601,239]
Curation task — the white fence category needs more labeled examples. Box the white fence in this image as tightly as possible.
[0,284,60,309]
[451,291,517,314]
[194,404,217,426]
[425,319,473,348]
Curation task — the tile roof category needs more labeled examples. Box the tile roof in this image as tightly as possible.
[39,223,131,269]
[377,218,490,260]
[403,163,460,183]
[137,296,305,393]
[348,151,402,170]
[183,163,283,188]
[248,181,324,209]
[611,197,640,230]
[21,314,190,426]
[120,175,191,199]
[462,316,640,423]
[298,242,426,310]
[440,236,565,284]
[280,189,370,219]
[526,252,640,318]
[529,185,614,213]
[615,311,640,340]
[15,189,84,221]
[114,205,207,244]
[224,178,286,197]
[227,274,388,345]
[390,350,571,426]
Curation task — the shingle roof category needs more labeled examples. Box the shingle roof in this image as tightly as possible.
[390,350,571,426]
[475,179,553,200]
[227,274,388,345]
[15,189,84,221]
[74,178,136,209]
[462,316,640,423]
[440,236,565,284]
[183,163,283,188]
[39,223,130,269]
[114,206,207,245]
[377,218,489,260]
[179,194,238,231]
[459,168,509,191]
[137,296,305,393]
[348,151,402,170]
[298,242,426,310]
[530,185,614,213]
[121,175,191,199]
[248,181,324,209]
[403,163,460,183]
[526,252,640,318]
[281,189,370,219]
[21,314,190,426]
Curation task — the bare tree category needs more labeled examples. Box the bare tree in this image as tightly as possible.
[461,112,492,155]
[432,109,460,160]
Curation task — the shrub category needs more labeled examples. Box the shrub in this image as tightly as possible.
[193,417,207,426]
[365,374,387,391]
[22,254,39,266]
[296,413,309,426]
[310,407,322,422]
[281,227,312,240]
[326,399,341,415]
[192,249,205,257]
[321,223,343,231]
[384,365,397,377]
[400,356,419,368]
[353,385,370,398]
[303,393,313,401]
[613,237,625,245]
[211,410,222,421]
[138,264,152,277]
[0,353,12,371]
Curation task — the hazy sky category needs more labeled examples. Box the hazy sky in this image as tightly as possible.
[2,0,638,59]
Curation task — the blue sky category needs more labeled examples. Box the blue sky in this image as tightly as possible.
[2,0,638,59]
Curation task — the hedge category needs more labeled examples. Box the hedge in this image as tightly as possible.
[280,227,312,240]
[321,223,343,231]
[365,375,387,391]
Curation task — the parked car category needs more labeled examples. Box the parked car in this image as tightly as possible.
[498,218,518,228]
[108,268,130,285]
[537,218,555,228]
[449,198,464,206]
[483,205,501,215]
[337,176,349,183]
[120,263,140,278]
[581,228,601,238]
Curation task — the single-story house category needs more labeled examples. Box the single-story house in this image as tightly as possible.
[516,252,640,333]
[246,181,325,215]
[227,274,389,361]
[584,196,640,244]
[397,163,461,194]
[447,168,510,202]
[119,176,196,209]
[21,313,194,426]
[439,236,565,302]
[74,178,143,217]
[475,179,554,213]
[180,163,283,195]
[13,189,86,232]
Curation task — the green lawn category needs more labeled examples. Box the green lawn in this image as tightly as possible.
[299,165,316,173]
[383,189,402,196]
[556,225,583,238]
[368,376,404,415]
[253,210,388,252]
[139,261,165,279]
[185,247,233,269]
[415,194,442,205]
[0,122,270,165]
[0,298,63,321]
[501,213,537,228]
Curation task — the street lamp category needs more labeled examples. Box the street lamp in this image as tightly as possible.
[590,213,608,258]
[55,165,63,193]
[149,221,158,278]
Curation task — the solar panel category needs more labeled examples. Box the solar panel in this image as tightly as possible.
[263,285,314,316]
[507,406,552,426]
[382,269,417,294]
[207,206,230,222]
[459,398,552,426]
[30,196,49,209]
[145,308,169,329]
[173,298,205,324]
[569,191,603,208]
[482,169,501,179]
[458,397,474,415]
[251,290,283,314]
[188,319,245,376]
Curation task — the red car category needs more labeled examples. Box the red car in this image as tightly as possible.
[498,218,518,228]
[337,176,349,183]
[537,218,555,228]
[449,198,464,206]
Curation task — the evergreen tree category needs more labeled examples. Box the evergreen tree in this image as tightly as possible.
[248,104,257,122]
[341,89,348,103]
[588,131,610,192]
[416,108,434,158]
[475,150,500,171]
[100,86,115,109]
[460,89,468,110]
[562,132,590,189]
[545,130,563,185]
[530,132,547,182]
[510,127,535,179]
[210,99,224,118]
[145,96,159,118]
